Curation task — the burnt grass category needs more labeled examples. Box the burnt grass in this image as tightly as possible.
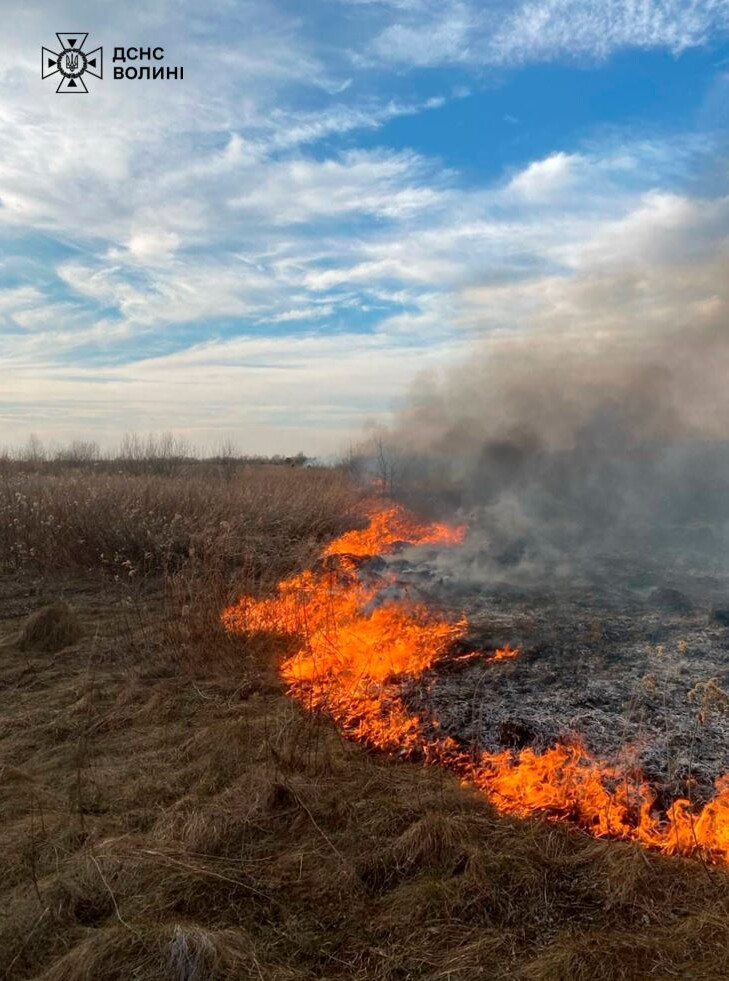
[2,474,729,980]
[402,592,729,809]
[389,545,729,808]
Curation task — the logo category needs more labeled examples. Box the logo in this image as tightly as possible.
[42,33,103,93]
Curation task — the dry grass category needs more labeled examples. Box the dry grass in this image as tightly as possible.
[1,466,729,980]
[0,464,356,579]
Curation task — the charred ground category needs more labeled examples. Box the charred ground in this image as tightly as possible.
[385,545,729,807]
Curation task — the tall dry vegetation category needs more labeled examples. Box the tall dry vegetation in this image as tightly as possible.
[0,465,357,581]
[0,458,361,676]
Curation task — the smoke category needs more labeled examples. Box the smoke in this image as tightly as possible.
[368,216,729,581]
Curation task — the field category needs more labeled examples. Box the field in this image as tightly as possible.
[2,462,729,980]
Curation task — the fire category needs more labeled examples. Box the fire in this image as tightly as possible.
[222,502,729,865]
[323,502,465,557]
[492,644,519,661]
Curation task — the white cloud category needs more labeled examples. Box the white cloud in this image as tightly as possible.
[230,150,448,223]
[1,330,471,455]
[8,171,728,454]
[266,95,447,150]
[364,0,729,67]
[489,0,729,64]
[56,258,274,325]
[371,2,472,65]
[506,152,584,201]
[0,285,45,318]
[104,230,182,266]
[1,0,727,452]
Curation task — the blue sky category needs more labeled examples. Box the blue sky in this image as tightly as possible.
[1,0,728,454]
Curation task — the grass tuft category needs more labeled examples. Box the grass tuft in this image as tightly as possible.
[18,602,83,653]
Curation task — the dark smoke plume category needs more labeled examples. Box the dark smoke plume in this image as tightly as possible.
[367,248,729,583]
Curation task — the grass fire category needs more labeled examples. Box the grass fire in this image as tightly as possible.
[4,11,729,975]
[223,501,729,865]
[2,450,729,979]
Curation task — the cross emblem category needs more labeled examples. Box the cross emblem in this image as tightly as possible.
[42,33,103,93]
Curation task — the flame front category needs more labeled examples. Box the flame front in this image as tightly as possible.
[222,502,729,864]
[322,503,465,557]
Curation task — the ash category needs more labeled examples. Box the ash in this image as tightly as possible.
[384,542,729,807]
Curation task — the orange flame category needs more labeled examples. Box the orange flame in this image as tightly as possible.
[323,503,465,557]
[222,502,729,865]
[492,644,520,661]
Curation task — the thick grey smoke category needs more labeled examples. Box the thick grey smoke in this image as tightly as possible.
[369,245,729,583]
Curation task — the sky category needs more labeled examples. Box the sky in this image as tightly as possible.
[1,0,728,456]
